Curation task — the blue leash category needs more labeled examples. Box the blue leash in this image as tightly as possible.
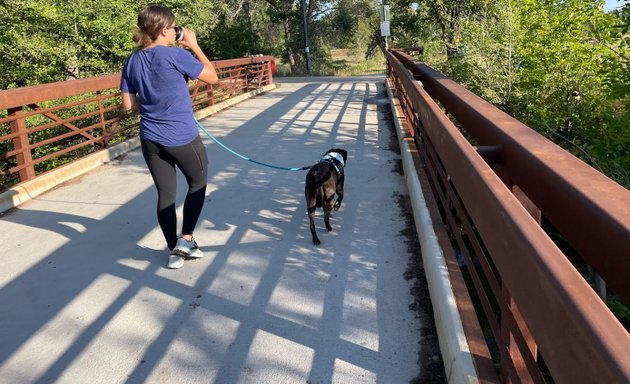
[194,117,311,171]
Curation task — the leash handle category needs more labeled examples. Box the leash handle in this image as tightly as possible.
[194,117,311,171]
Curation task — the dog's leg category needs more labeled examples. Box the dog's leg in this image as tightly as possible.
[324,195,335,232]
[307,205,321,245]
[333,181,344,211]
[333,193,343,211]
[305,179,321,246]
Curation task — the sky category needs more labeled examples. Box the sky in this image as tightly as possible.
[605,0,624,12]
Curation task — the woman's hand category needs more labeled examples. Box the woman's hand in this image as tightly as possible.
[176,27,219,85]
[176,27,199,50]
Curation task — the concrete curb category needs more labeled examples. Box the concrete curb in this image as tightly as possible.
[0,138,142,214]
[193,83,277,120]
[0,83,277,214]
[385,80,479,384]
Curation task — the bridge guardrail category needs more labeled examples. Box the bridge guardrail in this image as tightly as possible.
[385,48,630,383]
[0,55,274,192]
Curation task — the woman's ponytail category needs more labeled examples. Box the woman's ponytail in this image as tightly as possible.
[132,28,153,49]
[133,5,176,49]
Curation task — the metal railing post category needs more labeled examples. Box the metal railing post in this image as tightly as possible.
[8,107,35,183]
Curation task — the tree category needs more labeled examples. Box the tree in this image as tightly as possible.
[391,0,629,187]
[504,0,630,187]
[263,0,303,73]
[0,0,138,88]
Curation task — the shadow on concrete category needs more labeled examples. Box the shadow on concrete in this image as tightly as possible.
[0,77,432,383]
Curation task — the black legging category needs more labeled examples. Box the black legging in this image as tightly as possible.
[141,136,208,250]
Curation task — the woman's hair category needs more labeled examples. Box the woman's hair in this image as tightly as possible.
[133,5,176,49]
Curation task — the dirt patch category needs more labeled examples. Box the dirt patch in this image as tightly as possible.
[396,193,446,384]
[375,84,446,383]
[366,87,404,178]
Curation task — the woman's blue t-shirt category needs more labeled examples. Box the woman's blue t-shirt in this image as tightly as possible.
[120,46,204,147]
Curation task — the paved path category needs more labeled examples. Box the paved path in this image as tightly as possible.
[0,76,439,383]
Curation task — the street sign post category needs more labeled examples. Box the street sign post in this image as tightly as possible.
[380,4,390,49]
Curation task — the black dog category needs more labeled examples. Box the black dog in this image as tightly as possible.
[305,148,348,245]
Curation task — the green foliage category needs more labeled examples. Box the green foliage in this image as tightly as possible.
[0,0,137,87]
[329,48,385,76]
[607,294,630,329]
[404,0,630,188]
[261,0,380,75]
[0,0,382,84]
[1,1,74,87]
[512,0,630,187]
[321,0,377,49]
[389,1,431,50]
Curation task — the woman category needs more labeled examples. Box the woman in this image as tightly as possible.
[120,5,218,269]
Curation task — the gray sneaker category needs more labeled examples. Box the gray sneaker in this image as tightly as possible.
[166,252,184,269]
[173,237,204,259]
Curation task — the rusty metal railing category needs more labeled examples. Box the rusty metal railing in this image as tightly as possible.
[0,55,274,192]
[385,48,630,383]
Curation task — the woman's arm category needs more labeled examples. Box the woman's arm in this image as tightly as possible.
[121,92,139,111]
[178,28,219,85]
[192,50,219,85]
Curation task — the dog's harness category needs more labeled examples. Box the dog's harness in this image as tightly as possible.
[320,152,344,175]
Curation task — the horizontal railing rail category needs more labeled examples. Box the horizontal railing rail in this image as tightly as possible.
[0,55,274,192]
[385,48,630,383]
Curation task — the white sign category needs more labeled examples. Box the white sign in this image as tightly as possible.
[380,21,390,37]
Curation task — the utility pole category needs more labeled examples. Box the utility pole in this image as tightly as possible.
[300,0,311,74]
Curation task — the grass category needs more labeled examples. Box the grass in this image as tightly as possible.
[329,48,386,76]
[274,48,386,77]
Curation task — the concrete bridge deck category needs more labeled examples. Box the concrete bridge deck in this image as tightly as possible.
[0,76,445,383]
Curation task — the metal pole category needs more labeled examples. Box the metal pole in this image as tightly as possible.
[300,0,311,74]
[380,3,390,50]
